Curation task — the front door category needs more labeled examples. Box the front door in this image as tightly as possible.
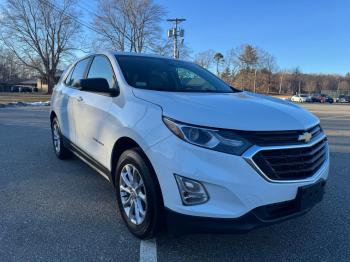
[60,57,92,144]
[73,55,117,168]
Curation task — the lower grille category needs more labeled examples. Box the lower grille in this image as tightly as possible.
[252,138,327,180]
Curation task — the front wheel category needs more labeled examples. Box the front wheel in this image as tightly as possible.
[115,148,163,239]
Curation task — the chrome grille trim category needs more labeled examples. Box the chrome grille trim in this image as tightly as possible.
[243,133,329,183]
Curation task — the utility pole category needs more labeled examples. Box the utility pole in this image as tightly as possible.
[167,18,186,59]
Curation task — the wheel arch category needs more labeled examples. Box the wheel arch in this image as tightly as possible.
[50,111,57,123]
[110,136,165,208]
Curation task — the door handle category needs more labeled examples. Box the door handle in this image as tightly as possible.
[76,96,84,102]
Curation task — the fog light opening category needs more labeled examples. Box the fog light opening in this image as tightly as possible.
[175,174,209,205]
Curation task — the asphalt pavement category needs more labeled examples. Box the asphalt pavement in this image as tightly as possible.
[0,104,349,262]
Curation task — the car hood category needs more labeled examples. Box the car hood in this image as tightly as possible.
[132,89,319,131]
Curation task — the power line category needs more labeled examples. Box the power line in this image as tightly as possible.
[76,2,97,17]
[40,0,105,37]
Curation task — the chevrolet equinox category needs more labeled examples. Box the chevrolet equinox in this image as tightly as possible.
[50,52,329,239]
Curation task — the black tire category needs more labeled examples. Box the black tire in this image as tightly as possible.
[115,148,163,239]
[51,117,72,159]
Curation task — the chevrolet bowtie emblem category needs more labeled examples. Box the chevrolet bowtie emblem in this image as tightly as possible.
[298,132,312,143]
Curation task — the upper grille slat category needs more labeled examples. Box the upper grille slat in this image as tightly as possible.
[237,125,322,146]
[262,139,325,160]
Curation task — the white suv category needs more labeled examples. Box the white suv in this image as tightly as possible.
[50,52,329,239]
[291,94,311,103]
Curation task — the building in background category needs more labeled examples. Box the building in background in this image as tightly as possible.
[0,70,63,93]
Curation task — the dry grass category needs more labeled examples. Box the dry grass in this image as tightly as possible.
[0,92,292,105]
[271,94,292,99]
[0,92,51,105]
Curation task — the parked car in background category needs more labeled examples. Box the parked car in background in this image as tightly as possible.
[336,95,350,103]
[321,94,334,103]
[291,94,311,103]
[310,94,321,103]
[20,86,33,93]
[10,86,20,92]
[50,51,329,239]
[310,94,323,103]
[311,94,334,103]
[10,85,37,93]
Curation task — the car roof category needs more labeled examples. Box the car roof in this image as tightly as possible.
[106,50,190,63]
[75,51,188,66]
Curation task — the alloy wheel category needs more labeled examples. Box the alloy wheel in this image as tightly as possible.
[52,121,61,153]
[119,164,147,225]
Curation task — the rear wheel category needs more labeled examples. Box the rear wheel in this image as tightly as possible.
[51,117,72,159]
[115,148,163,239]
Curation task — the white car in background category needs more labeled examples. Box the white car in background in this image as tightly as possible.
[291,94,311,103]
[50,51,329,239]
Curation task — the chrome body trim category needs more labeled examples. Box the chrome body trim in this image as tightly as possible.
[72,151,111,182]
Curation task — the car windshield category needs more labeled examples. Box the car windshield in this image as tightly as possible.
[116,55,240,93]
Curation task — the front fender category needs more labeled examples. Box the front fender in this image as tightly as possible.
[104,97,171,170]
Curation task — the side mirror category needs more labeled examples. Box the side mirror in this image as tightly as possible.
[77,78,119,96]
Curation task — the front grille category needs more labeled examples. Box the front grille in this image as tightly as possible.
[252,138,327,180]
[236,125,322,146]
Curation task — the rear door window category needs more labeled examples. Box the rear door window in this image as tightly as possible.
[64,66,74,85]
[67,58,91,87]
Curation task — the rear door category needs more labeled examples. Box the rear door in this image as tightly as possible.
[73,55,116,167]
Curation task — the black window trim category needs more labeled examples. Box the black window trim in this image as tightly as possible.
[63,65,75,86]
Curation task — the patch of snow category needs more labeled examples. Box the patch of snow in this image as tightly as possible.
[2,101,50,107]
[27,101,51,106]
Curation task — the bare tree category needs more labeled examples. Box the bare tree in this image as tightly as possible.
[291,67,302,94]
[0,48,37,83]
[94,0,166,53]
[204,45,349,95]
[224,48,240,77]
[338,80,350,93]
[152,38,191,59]
[260,50,277,93]
[193,49,215,69]
[0,0,81,93]
[278,70,286,94]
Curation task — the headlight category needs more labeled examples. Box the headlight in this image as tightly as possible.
[163,117,252,155]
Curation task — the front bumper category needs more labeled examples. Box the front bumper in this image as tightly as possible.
[145,132,329,219]
[166,179,326,234]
